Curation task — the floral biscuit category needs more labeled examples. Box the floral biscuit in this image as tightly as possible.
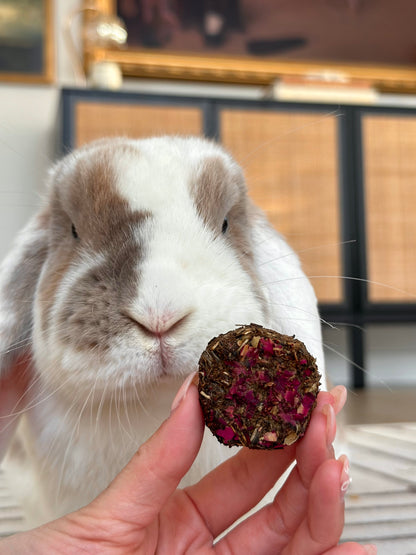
[198,323,321,449]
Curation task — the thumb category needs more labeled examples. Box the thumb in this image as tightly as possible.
[92,373,204,527]
[0,358,32,459]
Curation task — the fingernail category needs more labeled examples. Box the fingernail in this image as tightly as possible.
[330,385,347,414]
[363,545,377,554]
[171,372,197,413]
[321,403,336,446]
[339,454,352,498]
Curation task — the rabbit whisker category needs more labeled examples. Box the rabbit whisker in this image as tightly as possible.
[257,239,357,268]
[108,389,116,459]
[322,340,393,393]
[323,321,366,332]
[238,108,344,171]
[89,367,101,433]
[38,394,80,481]
[1,337,33,355]
[131,379,153,420]
[0,361,41,427]
[55,386,95,506]
[2,372,76,420]
[266,301,337,330]
[122,382,136,442]
[95,379,109,436]
[262,274,416,300]
[115,385,135,448]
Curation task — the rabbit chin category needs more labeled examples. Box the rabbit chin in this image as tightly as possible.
[30,333,194,403]
[32,310,271,404]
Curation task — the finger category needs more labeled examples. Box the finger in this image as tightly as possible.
[258,395,337,536]
[329,385,347,415]
[218,457,347,554]
[185,443,296,538]
[194,390,334,539]
[91,374,204,528]
[214,394,337,550]
[294,390,337,487]
[324,543,377,554]
[282,457,349,555]
[215,457,346,555]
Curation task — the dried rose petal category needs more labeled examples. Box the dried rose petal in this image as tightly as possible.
[198,323,321,450]
[216,427,236,441]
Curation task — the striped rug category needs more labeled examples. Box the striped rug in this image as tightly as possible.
[343,422,416,554]
[1,423,416,553]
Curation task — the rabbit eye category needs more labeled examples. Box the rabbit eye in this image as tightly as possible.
[222,218,228,234]
[71,223,79,239]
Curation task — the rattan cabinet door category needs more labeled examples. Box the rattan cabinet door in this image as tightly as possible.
[220,108,342,305]
[363,114,416,303]
[74,101,203,147]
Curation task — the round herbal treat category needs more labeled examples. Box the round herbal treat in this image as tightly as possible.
[198,323,321,449]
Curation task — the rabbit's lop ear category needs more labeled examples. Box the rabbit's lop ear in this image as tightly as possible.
[248,203,326,385]
[0,211,49,458]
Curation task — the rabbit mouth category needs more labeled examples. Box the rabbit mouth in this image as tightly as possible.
[145,335,203,384]
[158,341,172,377]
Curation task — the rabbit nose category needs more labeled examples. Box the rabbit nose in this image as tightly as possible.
[123,308,192,338]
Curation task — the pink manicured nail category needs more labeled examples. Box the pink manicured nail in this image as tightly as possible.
[330,385,347,414]
[339,454,352,498]
[171,372,197,413]
[363,545,377,554]
[322,403,336,446]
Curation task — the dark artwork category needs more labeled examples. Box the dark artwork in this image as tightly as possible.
[116,0,307,56]
[0,40,43,75]
[0,0,45,75]
[116,0,416,66]
[117,0,244,49]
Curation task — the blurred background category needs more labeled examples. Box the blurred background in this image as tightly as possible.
[1,0,416,404]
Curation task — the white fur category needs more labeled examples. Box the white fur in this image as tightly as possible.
[1,136,325,529]
[0,222,46,335]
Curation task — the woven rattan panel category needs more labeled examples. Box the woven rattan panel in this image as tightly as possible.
[363,115,416,302]
[220,109,342,304]
[75,102,202,146]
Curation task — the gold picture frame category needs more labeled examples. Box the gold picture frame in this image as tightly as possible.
[84,0,416,93]
[0,0,54,84]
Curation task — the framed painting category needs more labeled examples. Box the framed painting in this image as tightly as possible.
[0,0,54,84]
[84,0,416,92]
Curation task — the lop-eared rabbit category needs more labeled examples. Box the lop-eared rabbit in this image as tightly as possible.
[0,136,325,528]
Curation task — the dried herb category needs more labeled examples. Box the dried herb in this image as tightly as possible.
[198,323,321,449]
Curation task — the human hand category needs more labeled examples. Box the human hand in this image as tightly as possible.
[1,376,376,554]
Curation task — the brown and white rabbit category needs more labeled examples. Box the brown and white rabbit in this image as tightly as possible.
[0,136,326,528]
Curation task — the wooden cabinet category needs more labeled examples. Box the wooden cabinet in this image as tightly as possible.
[73,102,203,146]
[61,88,416,387]
[362,114,416,303]
[219,108,342,304]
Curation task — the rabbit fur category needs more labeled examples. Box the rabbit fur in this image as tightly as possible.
[0,136,325,528]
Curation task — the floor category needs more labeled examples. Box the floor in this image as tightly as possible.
[343,387,416,425]
[343,421,416,554]
[339,387,416,554]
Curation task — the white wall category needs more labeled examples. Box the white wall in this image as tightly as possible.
[1,1,415,389]
[0,0,80,261]
[0,85,58,250]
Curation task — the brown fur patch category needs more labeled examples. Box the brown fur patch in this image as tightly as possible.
[191,155,268,315]
[191,156,244,232]
[38,143,151,351]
